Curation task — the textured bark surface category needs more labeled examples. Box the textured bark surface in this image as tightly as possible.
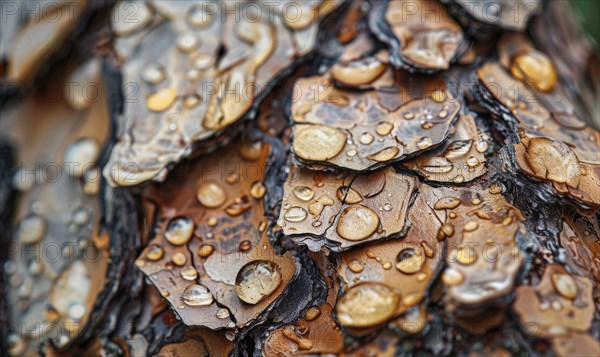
[1,1,599,356]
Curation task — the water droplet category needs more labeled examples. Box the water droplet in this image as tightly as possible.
[141,63,166,84]
[455,246,477,265]
[207,217,218,227]
[146,245,164,261]
[188,4,214,28]
[294,125,346,161]
[235,260,282,305]
[434,197,461,210]
[445,140,473,159]
[474,140,488,154]
[304,306,321,321]
[376,122,394,136]
[67,303,86,320]
[422,157,453,173]
[182,94,201,109]
[64,138,100,178]
[250,181,266,199]
[225,196,252,216]
[346,149,357,157]
[239,240,252,251]
[28,260,44,276]
[16,214,46,244]
[337,205,380,241]
[472,198,481,205]
[198,244,214,258]
[403,112,415,120]
[176,31,199,52]
[312,221,321,227]
[284,207,308,222]
[72,207,89,225]
[367,147,400,162]
[336,282,399,328]
[6,333,26,357]
[467,156,480,167]
[293,186,314,201]
[431,89,447,103]
[421,121,434,129]
[383,203,392,211]
[165,217,194,246]
[182,284,214,306]
[442,268,464,286]
[453,175,465,183]
[438,110,449,118]
[359,132,374,145]
[336,186,363,204]
[551,273,577,299]
[349,259,364,273]
[181,266,198,281]
[172,252,187,266]
[147,88,177,112]
[464,221,479,232]
[240,141,263,160]
[417,137,433,150]
[395,246,425,274]
[217,308,230,319]
[511,50,557,92]
[197,182,227,208]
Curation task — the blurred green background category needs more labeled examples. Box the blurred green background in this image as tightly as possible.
[571,0,600,44]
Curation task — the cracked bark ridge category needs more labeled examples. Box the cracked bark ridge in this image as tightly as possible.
[404,114,489,183]
[370,0,466,72]
[290,73,460,171]
[0,61,134,355]
[104,0,342,187]
[278,164,417,252]
[136,136,297,332]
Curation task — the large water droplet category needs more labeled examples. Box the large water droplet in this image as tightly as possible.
[395,246,425,274]
[336,205,380,241]
[141,63,166,84]
[182,284,214,306]
[284,206,308,222]
[16,214,46,244]
[235,260,282,305]
[197,181,227,208]
[250,181,266,199]
[294,125,346,161]
[359,132,374,145]
[176,31,199,52]
[442,268,464,286]
[434,197,461,210]
[551,273,577,299]
[455,246,477,265]
[336,282,399,328]
[293,186,314,201]
[146,244,164,261]
[165,217,194,246]
[181,266,198,281]
[147,88,177,112]
[511,50,557,92]
[476,140,488,153]
[376,122,394,136]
